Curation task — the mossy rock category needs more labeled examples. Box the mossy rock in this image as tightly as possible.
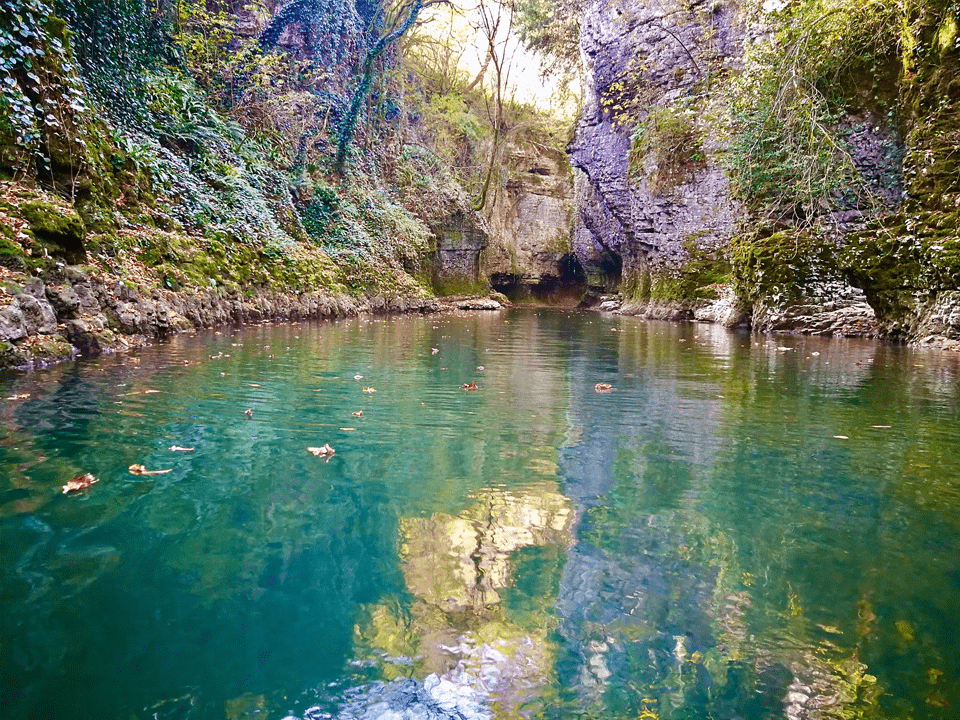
[729,230,840,305]
[0,235,27,271]
[624,247,731,305]
[842,210,960,323]
[19,199,87,263]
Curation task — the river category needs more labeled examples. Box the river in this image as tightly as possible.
[2,309,959,719]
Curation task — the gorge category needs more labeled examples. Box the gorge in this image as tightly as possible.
[0,0,957,368]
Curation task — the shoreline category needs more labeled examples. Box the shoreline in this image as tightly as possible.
[3,264,957,373]
[0,264,510,372]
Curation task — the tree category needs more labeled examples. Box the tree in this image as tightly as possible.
[335,0,445,173]
[471,0,514,210]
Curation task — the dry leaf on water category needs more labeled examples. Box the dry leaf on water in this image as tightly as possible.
[462,381,478,391]
[595,383,613,393]
[6,393,30,401]
[307,444,335,457]
[63,473,98,494]
[362,387,376,394]
[169,446,195,452]
[245,408,253,418]
[129,464,173,476]
[352,411,363,417]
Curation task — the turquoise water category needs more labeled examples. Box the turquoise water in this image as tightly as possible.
[2,309,959,719]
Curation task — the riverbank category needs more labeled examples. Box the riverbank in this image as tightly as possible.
[601,284,960,352]
[0,262,509,370]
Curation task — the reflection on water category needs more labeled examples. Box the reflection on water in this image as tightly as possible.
[1,311,959,720]
[354,482,573,715]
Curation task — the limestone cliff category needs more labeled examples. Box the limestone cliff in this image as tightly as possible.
[570,0,959,345]
[482,141,579,302]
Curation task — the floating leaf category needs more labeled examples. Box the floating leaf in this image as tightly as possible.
[6,393,30,401]
[245,408,253,417]
[833,435,849,440]
[63,473,97,494]
[169,446,194,452]
[129,464,173,476]
[307,444,335,456]
[362,387,376,394]
[462,381,478,391]
[352,411,363,417]
[431,348,439,354]
[595,383,613,393]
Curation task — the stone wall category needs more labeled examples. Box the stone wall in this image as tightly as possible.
[569,0,958,347]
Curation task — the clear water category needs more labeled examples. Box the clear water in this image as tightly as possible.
[2,309,959,720]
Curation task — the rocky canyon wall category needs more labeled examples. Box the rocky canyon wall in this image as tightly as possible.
[570,0,959,346]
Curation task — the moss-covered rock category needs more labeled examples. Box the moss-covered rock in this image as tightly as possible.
[19,198,87,263]
[729,229,879,335]
[0,235,27,271]
[842,210,960,337]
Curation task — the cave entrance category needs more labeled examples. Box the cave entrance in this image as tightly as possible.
[489,254,588,306]
[598,251,622,288]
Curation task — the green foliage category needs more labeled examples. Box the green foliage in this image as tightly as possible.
[53,0,171,126]
[514,0,583,79]
[723,0,902,221]
[629,103,705,193]
[299,185,339,237]
[0,0,92,180]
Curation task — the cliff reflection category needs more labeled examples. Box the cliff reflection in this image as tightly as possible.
[354,481,573,714]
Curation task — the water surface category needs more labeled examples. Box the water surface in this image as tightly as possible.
[2,310,959,719]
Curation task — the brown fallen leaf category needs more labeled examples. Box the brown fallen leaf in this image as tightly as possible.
[169,445,194,452]
[362,387,376,394]
[595,383,613,393]
[462,381,478,391]
[7,393,30,401]
[129,464,173,476]
[307,444,335,456]
[63,473,98,494]
[352,411,363,417]
[245,408,253,418]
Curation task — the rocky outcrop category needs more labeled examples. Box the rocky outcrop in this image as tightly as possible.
[483,142,581,302]
[571,0,743,289]
[0,266,451,369]
[570,0,958,346]
[431,211,488,293]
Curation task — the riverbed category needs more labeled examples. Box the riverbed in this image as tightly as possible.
[2,309,959,719]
